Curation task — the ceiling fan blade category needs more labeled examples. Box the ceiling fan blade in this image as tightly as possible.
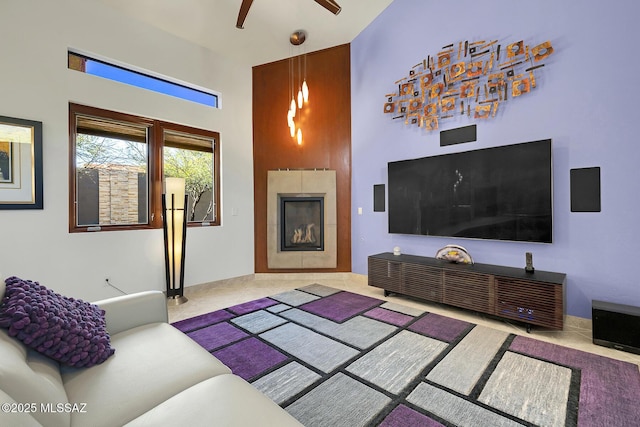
[314,0,342,15]
[236,0,255,29]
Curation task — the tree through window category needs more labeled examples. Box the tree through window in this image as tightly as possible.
[163,130,215,223]
[69,103,220,232]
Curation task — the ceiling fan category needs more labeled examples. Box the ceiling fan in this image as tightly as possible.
[236,0,342,29]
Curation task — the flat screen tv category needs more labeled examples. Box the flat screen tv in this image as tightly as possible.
[388,139,552,243]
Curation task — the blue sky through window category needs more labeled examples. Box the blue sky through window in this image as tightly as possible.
[84,59,218,108]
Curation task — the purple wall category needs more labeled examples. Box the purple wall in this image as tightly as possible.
[351,0,640,318]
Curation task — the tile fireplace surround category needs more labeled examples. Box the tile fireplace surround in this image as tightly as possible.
[267,170,337,269]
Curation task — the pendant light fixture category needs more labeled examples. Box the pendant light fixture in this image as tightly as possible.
[287,30,308,145]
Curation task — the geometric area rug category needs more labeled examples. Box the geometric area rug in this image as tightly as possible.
[172,284,640,427]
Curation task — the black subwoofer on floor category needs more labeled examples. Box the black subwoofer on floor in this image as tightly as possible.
[592,300,640,355]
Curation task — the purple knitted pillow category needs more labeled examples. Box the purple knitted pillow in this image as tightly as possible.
[0,276,115,368]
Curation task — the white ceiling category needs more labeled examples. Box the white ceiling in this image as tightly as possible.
[96,0,393,66]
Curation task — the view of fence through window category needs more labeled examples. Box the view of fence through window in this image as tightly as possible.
[75,129,149,227]
[72,108,218,231]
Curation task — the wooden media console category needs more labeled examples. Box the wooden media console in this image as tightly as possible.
[368,252,566,331]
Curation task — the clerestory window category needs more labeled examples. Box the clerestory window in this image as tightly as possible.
[69,103,220,232]
[68,51,219,108]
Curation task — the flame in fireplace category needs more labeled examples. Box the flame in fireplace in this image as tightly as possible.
[291,223,316,244]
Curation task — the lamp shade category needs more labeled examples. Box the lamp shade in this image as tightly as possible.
[165,177,186,209]
[163,177,187,305]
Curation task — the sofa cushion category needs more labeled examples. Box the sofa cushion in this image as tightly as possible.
[0,329,69,427]
[0,389,43,427]
[94,291,169,335]
[125,374,303,427]
[62,322,232,427]
[0,277,114,368]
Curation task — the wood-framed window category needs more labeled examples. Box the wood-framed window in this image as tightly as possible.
[69,103,220,232]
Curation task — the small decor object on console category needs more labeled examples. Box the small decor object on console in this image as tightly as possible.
[435,244,473,264]
[525,252,535,273]
[393,246,401,256]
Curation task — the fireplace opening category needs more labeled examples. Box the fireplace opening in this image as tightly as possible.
[280,196,324,252]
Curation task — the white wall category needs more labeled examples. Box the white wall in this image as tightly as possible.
[0,0,254,300]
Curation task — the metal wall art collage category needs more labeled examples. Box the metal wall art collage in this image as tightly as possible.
[383,38,555,132]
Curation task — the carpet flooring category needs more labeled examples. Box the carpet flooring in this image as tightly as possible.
[172,284,640,427]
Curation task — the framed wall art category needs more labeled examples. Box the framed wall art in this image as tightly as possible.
[0,115,43,209]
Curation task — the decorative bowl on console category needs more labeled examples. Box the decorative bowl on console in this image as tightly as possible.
[435,244,473,264]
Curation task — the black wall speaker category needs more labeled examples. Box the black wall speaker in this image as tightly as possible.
[440,124,477,147]
[570,167,601,212]
[373,184,385,212]
[592,300,640,355]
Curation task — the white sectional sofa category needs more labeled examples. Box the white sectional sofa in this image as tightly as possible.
[0,283,302,427]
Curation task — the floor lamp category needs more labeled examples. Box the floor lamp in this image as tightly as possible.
[163,177,188,305]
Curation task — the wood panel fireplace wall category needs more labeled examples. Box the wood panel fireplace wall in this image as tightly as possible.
[252,43,351,273]
[267,170,337,269]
